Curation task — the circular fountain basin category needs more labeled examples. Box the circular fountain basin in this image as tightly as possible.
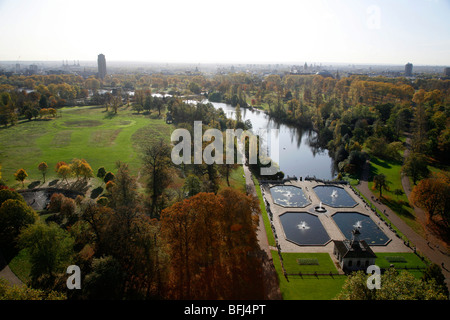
[313,185,357,208]
[279,212,330,246]
[270,185,310,208]
[314,204,327,213]
[332,212,390,245]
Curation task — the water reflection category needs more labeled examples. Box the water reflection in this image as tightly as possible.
[189,99,337,180]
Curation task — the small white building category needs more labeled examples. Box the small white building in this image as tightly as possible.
[333,229,377,272]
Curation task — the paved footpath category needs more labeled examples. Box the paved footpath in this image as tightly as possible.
[358,160,450,291]
[0,251,22,287]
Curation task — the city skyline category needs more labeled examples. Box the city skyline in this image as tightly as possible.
[0,0,449,65]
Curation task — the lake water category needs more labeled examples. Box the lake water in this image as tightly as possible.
[208,101,336,180]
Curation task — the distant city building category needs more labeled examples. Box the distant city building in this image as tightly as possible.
[27,64,38,75]
[444,67,450,77]
[405,62,413,77]
[97,54,107,79]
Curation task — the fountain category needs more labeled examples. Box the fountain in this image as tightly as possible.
[297,221,310,230]
[314,201,327,213]
[270,185,310,207]
[332,212,390,245]
[313,185,357,208]
[353,220,362,229]
[279,212,331,245]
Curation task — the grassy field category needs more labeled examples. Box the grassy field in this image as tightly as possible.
[374,252,428,278]
[252,175,276,247]
[367,156,425,237]
[271,252,346,300]
[0,105,173,188]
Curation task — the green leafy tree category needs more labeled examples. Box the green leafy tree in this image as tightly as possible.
[0,189,25,206]
[0,199,38,247]
[373,173,390,198]
[335,268,447,300]
[421,263,449,298]
[0,278,66,300]
[18,222,74,285]
[82,256,126,300]
[183,174,202,197]
[402,152,430,185]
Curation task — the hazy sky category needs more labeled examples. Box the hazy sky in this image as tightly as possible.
[0,0,449,65]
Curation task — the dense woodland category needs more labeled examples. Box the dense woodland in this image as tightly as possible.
[0,71,449,299]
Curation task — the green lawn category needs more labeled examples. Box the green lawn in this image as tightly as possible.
[271,252,346,300]
[374,252,428,278]
[252,175,275,247]
[0,105,173,188]
[368,156,425,237]
[7,248,32,284]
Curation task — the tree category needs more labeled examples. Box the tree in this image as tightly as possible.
[14,168,28,188]
[402,152,430,185]
[0,278,66,300]
[38,162,48,183]
[182,174,202,197]
[144,139,173,218]
[82,255,126,300]
[70,159,93,181]
[57,165,71,183]
[421,263,449,298]
[109,162,138,210]
[373,173,390,198]
[0,199,37,247]
[160,189,262,299]
[335,268,447,300]
[55,161,67,173]
[132,103,143,114]
[18,222,74,287]
[410,173,450,223]
[0,188,24,206]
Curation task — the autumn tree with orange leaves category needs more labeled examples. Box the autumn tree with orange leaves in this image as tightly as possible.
[410,173,450,226]
[160,187,264,300]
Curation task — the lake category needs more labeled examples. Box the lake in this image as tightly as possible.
[208,101,336,180]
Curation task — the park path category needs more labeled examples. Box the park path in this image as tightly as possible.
[358,158,450,291]
[0,250,22,287]
[243,164,282,300]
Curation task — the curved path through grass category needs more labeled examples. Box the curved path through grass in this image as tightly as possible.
[357,160,450,291]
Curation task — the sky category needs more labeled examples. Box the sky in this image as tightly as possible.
[0,0,449,65]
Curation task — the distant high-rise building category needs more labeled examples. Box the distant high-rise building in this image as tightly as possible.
[97,54,107,79]
[444,67,450,77]
[405,62,413,77]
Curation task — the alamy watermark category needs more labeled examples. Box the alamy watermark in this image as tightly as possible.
[367,265,381,289]
[170,121,279,176]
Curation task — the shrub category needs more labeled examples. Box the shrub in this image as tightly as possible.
[48,193,64,212]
